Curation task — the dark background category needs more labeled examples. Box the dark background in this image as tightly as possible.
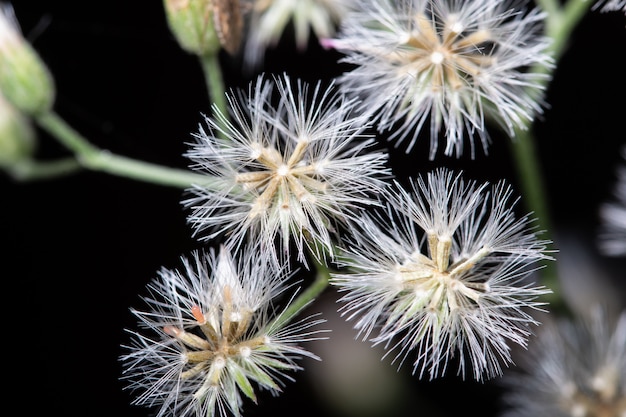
[3,1,625,417]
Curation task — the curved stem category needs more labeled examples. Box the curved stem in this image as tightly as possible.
[36,111,216,189]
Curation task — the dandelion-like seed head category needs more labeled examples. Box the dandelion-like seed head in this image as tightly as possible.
[121,247,326,417]
[183,74,390,267]
[328,0,553,159]
[331,168,552,380]
[501,307,626,417]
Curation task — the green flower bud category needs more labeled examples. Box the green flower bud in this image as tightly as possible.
[163,0,222,56]
[0,5,55,115]
[0,93,36,168]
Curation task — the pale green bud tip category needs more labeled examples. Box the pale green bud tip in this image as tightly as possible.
[0,93,36,168]
[0,5,55,115]
[163,0,221,56]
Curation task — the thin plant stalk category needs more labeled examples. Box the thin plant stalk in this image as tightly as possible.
[272,257,331,329]
[36,112,214,189]
[199,53,228,118]
[508,0,593,309]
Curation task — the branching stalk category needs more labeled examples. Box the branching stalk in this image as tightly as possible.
[36,112,215,189]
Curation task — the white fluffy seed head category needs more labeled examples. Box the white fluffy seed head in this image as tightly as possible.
[121,246,328,417]
[183,74,390,267]
[332,0,553,159]
[331,168,552,380]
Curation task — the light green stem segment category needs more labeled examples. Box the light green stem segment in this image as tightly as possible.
[508,0,593,309]
[36,112,216,189]
[199,53,228,119]
[271,258,331,329]
[535,0,561,19]
[511,126,563,308]
[545,0,594,61]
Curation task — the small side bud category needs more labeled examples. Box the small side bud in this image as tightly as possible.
[163,0,221,57]
[0,5,55,115]
[0,93,36,169]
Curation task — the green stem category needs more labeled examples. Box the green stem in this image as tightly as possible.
[511,126,561,306]
[199,53,228,118]
[36,111,216,189]
[508,0,592,309]
[6,157,82,181]
[535,0,561,18]
[546,0,593,62]
[510,128,552,235]
[272,259,330,329]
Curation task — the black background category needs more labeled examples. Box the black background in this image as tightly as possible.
[3,1,626,417]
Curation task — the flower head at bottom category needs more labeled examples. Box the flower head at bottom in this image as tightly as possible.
[121,246,326,417]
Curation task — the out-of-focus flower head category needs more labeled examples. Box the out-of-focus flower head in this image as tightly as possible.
[594,0,626,15]
[243,0,355,69]
[598,146,626,256]
[501,307,626,417]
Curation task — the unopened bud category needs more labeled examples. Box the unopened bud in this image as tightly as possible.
[163,0,221,56]
[0,5,54,115]
[0,92,36,168]
[0,5,55,115]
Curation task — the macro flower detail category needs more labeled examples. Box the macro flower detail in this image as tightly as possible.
[183,74,389,266]
[325,0,553,158]
[331,168,552,380]
[243,0,355,69]
[501,307,626,417]
[121,247,326,417]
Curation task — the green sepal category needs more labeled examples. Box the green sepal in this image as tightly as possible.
[242,359,281,392]
[229,361,257,404]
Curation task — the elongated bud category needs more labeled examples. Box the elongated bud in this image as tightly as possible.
[163,0,221,56]
[0,92,36,169]
[0,5,55,115]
